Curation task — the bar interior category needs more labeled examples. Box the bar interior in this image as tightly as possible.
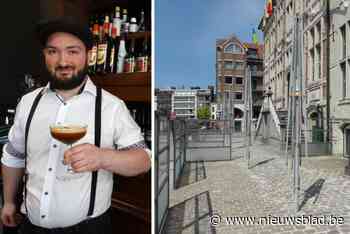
[0,0,151,233]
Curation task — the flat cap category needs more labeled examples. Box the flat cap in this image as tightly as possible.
[36,17,93,49]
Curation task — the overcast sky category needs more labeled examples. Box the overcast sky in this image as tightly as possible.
[155,0,265,89]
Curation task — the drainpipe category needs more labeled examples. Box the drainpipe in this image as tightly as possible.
[326,0,331,154]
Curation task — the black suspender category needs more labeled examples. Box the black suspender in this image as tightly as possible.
[88,86,101,216]
[24,89,44,214]
[24,86,102,217]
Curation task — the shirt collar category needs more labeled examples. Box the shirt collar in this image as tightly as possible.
[43,75,97,97]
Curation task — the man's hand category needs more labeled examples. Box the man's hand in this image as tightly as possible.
[1,203,20,227]
[64,143,104,172]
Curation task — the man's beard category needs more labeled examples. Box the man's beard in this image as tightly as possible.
[47,65,88,90]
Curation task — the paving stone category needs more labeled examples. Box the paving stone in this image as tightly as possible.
[291,231,304,234]
[326,231,340,234]
[161,136,350,234]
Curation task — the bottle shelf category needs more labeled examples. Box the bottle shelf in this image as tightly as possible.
[88,0,150,16]
[124,31,151,40]
[91,71,151,102]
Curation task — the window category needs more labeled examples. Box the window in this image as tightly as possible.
[233,62,244,70]
[341,24,346,59]
[316,45,321,80]
[310,29,315,48]
[346,129,350,156]
[236,77,243,84]
[316,22,321,42]
[341,62,346,98]
[236,93,242,100]
[224,61,233,69]
[223,61,244,70]
[224,43,243,54]
[225,76,232,84]
[252,79,257,89]
[310,49,315,81]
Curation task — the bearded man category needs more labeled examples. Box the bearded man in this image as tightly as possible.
[0,17,151,234]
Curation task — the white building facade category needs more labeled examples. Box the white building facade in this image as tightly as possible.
[172,90,197,119]
[329,0,350,156]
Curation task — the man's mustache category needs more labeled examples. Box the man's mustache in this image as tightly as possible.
[55,66,74,71]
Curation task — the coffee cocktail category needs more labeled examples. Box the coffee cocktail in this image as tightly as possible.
[50,124,87,172]
[50,125,87,145]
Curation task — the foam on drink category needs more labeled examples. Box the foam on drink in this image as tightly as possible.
[50,125,87,145]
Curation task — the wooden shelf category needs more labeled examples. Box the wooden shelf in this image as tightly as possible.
[89,0,150,15]
[96,32,151,41]
[91,72,151,102]
[125,31,151,40]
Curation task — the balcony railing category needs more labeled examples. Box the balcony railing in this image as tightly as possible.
[246,54,259,59]
[251,71,263,77]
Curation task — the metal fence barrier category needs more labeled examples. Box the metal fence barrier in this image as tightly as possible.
[155,112,170,234]
[172,119,186,189]
[185,119,234,161]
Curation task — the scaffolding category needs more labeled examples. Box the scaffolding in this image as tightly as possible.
[285,16,309,213]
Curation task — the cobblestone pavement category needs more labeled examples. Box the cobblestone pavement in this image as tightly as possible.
[163,138,350,234]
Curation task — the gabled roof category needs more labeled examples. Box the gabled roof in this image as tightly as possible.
[243,43,264,59]
[216,34,245,51]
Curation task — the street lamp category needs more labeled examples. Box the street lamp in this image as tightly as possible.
[262,86,273,113]
[337,0,349,10]
[261,86,273,141]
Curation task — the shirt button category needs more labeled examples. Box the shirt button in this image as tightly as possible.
[44,192,48,195]
[48,168,52,172]
[41,215,46,219]
[53,144,57,148]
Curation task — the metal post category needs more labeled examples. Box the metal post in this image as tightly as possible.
[286,16,307,213]
[245,66,252,168]
[229,91,232,160]
[300,15,308,158]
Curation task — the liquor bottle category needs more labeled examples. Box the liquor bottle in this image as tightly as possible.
[88,15,94,33]
[131,109,137,120]
[112,33,120,74]
[106,26,117,73]
[147,38,151,72]
[129,17,138,33]
[130,39,136,72]
[113,6,122,37]
[117,34,127,73]
[88,19,99,75]
[121,9,128,33]
[96,15,110,74]
[138,9,145,32]
[109,11,114,37]
[105,15,114,73]
[124,39,135,73]
[135,38,148,72]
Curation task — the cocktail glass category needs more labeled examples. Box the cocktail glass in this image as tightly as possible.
[50,124,87,172]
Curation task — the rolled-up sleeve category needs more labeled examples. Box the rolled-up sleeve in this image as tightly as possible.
[114,101,145,148]
[1,98,25,168]
[113,101,151,158]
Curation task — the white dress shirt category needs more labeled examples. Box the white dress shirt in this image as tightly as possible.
[1,77,148,228]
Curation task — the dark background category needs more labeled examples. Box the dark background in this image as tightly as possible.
[0,0,41,111]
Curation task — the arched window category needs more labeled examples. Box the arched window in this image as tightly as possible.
[224,43,243,54]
